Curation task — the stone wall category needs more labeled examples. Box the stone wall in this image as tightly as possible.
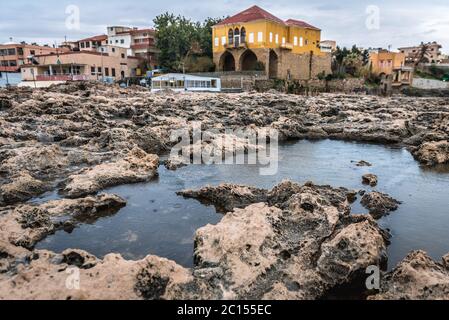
[412,78,449,90]
[255,78,366,94]
[214,48,332,81]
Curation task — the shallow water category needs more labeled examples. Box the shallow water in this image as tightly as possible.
[35,139,449,269]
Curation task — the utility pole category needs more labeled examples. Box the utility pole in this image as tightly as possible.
[101,47,104,82]
[1,52,10,86]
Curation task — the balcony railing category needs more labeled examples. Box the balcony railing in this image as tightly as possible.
[35,74,88,81]
[224,42,248,49]
[280,43,294,50]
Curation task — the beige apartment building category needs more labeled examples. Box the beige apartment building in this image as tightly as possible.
[398,41,443,64]
[21,50,139,84]
[0,43,68,72]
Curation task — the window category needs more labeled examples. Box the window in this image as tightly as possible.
[257,32,263,43]
[112,68,116,77]
[269,32,273,43]
[86,42,90,48]
[275,34,279,44]
[305,39,309,45]
[228,29,234,45]
[115,40,119,44]
[121,39,125,44]
[17,48,24,55]
[249,33,254,43]
[214,37,219,47]
[80,42,85,49]
[91,67,96,75]
[143,33,148,37]
[300,37,304,47]
[221,36,226,46]
[241,27,246,43]
[282,37,286,45]
[98,67,102,74]
[105,68,109,76]
[112,48,116,53]
[30,50,36,55]
[121,53,125,59]
[294,37,298,46]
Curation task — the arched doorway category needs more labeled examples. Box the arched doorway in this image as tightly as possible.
[240,50,259,71]
[220,51,236,71]
[269,50,278,79]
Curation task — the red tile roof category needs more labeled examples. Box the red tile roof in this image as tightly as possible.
[286,19,320,31]
[77,35,108,43]
[215,5,286,26]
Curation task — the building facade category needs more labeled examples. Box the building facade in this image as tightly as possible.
[106,26,159,68]
[0,43,67,72]
[77,35,108,51]
[398,42,443,64]
[369,50,413,87]
[212,5,331,80]
[20,51,139,84]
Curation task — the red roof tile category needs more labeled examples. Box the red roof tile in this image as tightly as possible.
[215,5,286,26]
[285,19,320,31]
[77,35,108,43]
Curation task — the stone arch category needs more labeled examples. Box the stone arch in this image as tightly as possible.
[269,50,279,79]
[219,50,236,71]
[240,49,259,71]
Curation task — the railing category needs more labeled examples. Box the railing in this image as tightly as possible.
[35,74,88,81]
[224,42,248,49]
[189,71,266,77]
[281,43,294,50]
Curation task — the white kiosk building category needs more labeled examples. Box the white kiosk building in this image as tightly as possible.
[151,73,221,92]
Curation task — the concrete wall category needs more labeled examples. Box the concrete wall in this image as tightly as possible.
[412,77,449,89]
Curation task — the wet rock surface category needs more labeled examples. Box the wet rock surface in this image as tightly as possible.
[1,83,448,300]
[0,180,389,300]
[60,147,159,198]
[371,251,449,300]
[362,174,378,187]
[360,192,401,219]
[0,194,126,250]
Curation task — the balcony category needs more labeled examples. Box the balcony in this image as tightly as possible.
[224,42,248,50]
[280,43,293,50]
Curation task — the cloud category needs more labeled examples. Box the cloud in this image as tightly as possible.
[1,0,448,53]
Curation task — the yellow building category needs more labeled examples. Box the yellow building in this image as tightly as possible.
[212,5,331,80]
[369,50,414,87]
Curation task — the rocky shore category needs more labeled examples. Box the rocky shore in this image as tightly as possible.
[1,82,449,300]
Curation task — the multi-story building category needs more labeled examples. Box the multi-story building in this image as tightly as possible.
[106,26,159,68]
[398,42,443,64]
[0,43,68,72]
[20,50,139,86]
[320,40,337,53]
[369,50,413,87]
[212,5,331,80]
[77,35,108,51]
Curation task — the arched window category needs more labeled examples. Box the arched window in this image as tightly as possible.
[241,27,246,43]
[228,29,234,45]
[234,28,240,47]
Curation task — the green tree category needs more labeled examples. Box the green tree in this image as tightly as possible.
[153,13,224,72]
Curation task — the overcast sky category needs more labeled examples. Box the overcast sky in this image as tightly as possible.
[1,0,449,52]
